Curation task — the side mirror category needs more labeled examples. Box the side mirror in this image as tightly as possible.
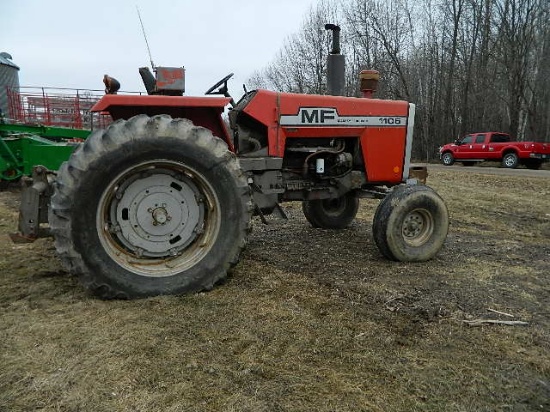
[454,139,462,145]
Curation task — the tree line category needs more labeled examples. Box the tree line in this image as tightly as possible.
[249,0,550,160]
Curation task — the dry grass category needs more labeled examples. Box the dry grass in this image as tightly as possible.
[1,168,549,411]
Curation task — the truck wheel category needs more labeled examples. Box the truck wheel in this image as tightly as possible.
[441,152,454,166]
[302,192,359,229]
[49,114,252,299]
[373,185,448,262]
[502,152,519,168]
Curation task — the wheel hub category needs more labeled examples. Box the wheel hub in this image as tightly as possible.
[504,156,515,167]
[401,209,433,246]
[151,207,170,225]
[403,212,424,237]
[112,173,204,257]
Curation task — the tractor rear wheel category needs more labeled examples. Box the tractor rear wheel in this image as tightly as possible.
[373,185,448,261]
[49,115,252,299]
[302,192,359,229]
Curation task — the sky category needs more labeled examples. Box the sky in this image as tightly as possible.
[1,0,316,99]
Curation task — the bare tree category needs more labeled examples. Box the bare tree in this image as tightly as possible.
[344,0,416,100]
[494,0,544,140]
[249,0,550,158]
[248,0,340,94]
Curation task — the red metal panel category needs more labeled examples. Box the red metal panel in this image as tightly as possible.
[92,95,233,150]
[91,95,231,112]
[359,127,407,183]
[277,91,409,116]
[241,90,280,155]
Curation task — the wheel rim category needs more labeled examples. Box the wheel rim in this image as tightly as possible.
[442,154,452,165]
[96,160,221,277]
[401,208,434,247]
[504,155,516,167]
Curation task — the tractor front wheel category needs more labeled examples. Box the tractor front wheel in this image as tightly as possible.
[373,185,448,261]
[49,115,252,299]
[302,192,359,229]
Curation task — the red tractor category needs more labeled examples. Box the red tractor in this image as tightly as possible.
[14,26,449,298]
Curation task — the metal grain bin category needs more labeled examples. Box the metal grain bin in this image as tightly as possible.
[0,52,20,119]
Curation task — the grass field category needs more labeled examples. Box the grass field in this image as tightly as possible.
[1,168,549,411]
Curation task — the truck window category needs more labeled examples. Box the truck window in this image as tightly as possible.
[475,134,486,143]
[462,135,474,144]
[489,133,510,143]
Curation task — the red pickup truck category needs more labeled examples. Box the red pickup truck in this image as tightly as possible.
[439,132,550,169]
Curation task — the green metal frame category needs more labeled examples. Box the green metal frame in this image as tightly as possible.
[0,123,91,181]
[0,123,91,140]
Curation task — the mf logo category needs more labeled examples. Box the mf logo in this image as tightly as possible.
[279,107,408,127]
[300,108,337,124]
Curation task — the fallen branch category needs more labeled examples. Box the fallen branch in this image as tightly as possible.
[463,319,529,327]
[487,308,515,318]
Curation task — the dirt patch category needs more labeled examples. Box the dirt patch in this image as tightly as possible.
[1,169,549,411]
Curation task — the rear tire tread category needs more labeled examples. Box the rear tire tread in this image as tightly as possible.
[50,114,252,299]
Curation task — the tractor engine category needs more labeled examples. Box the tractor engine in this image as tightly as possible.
[279,137,358,200]
[283,138,355,179]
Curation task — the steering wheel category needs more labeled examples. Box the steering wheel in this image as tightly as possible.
[205,73,234,95]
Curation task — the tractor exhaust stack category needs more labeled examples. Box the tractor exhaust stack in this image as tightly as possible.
[325,24,345,96]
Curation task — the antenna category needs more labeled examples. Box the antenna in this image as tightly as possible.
[136,6,155,69]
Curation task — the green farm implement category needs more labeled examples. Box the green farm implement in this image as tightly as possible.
[0,87,110,185]
[0,123,90,183]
